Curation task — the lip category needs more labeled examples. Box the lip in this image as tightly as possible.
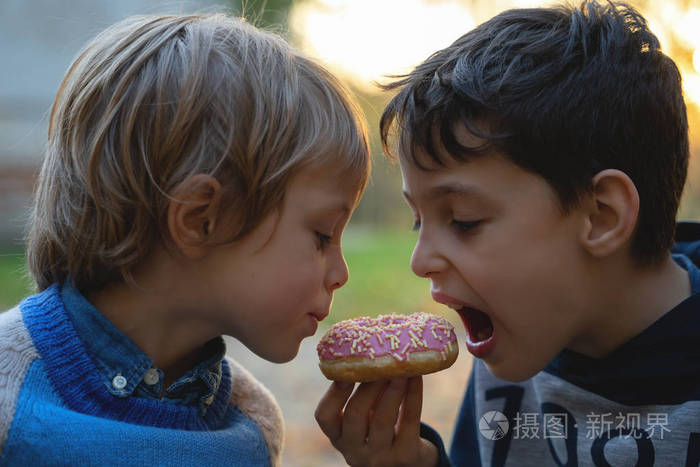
[306,314,319,335]
[305,308,329,336]
[309,307,330,323]
[463,315,496,359]
[431,291,469,308]
[431,290,496,359]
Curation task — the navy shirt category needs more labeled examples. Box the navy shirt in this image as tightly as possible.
[425,222,700,466]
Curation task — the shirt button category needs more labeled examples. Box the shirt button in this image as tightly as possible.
[112,374,127,390]
[144,368,159,386]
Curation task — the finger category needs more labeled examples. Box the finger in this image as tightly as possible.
[368,378,407,451]
[341,381,389,447]
[369,382,389,418]
[315,381,355,441]
[394,376,424,448]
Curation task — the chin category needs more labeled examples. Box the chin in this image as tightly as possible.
[484,361,543,383]
[259,345,301,364]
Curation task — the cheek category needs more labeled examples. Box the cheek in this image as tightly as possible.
[482,215,577,281]
[467,238,578,321]
[269,254,325,300]
[485,259,582,352]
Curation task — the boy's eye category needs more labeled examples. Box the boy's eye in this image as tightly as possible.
[411,220,421,232]
[316,232,332,248]
[452,220,482,232]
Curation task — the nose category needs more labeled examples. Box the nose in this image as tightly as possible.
[326,249,349,292]
[410,230,448,278]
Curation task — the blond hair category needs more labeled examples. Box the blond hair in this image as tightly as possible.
[27,14,370,292]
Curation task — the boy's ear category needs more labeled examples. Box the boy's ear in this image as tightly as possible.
[167,174,223,259]
[581,169,640,258]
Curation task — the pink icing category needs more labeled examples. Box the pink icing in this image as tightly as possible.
[317,312,457,362]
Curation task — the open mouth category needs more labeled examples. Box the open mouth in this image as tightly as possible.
[450,306,496,358]
[434,291,497,358]
[458,307,494,343]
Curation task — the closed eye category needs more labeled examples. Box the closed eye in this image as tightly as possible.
[316,232,332,249]
[452,220,482,232]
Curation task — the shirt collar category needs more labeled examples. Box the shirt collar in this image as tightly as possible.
[546,253,700,379]
[62,280,152,397]
[61,280,225,412]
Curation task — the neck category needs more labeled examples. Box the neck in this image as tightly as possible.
[568,254,691,358]
[86,247,219,382]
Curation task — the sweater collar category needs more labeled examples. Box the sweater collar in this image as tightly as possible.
[20,283,232,430]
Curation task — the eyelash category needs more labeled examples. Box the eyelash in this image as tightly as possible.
[410,220,481,232]
[316,232,332,249]
[452,220,482,232]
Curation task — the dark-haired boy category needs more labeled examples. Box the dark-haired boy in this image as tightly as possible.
[315,1,700,465]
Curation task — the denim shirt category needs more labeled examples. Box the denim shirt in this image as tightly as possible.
[61,281,225,416]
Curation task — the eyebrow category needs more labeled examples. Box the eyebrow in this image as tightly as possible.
[402,182,484,202]
[320,202,352,217]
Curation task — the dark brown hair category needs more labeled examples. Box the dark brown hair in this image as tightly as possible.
[381,1,688,265]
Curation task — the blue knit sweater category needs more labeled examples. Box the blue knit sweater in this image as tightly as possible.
[0,284,284,466]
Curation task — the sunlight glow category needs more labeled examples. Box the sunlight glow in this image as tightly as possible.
[291,0,700,105]
[644,3,700,106]
[673,8,700,50]
[290,0,474,91]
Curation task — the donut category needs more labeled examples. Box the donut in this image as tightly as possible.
[317,312,458,382]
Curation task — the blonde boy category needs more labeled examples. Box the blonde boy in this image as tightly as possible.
[0,14,369,466]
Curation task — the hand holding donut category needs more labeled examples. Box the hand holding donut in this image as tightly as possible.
[315,377,438,467]
[315,313,456,467]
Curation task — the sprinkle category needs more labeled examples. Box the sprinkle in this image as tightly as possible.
[317,312,457,361]
[388,334,401,350]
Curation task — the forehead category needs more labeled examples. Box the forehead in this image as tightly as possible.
[400,150,560,211]
[287,163,364,210]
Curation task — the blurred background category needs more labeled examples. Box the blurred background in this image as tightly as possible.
[2,0,700,465]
